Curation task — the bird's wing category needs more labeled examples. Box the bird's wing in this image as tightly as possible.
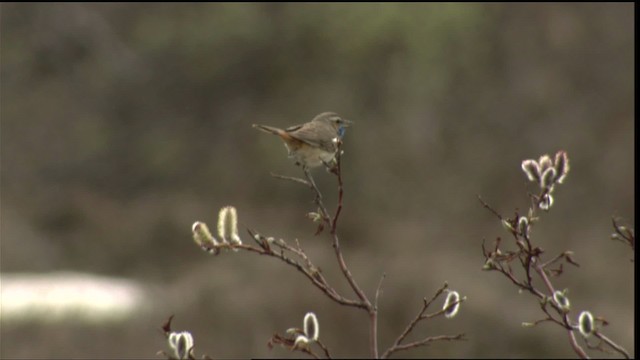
[288,123,338,152]
[284,123,305,132]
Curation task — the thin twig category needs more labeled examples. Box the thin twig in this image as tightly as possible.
[611,217,635,251]
[374,273,386,310]
[381,284,450,359]
[268,333,321,359]
[315,151,371,306]
[369,273,386,359]
[477,195,503,221]
[315,339,332,359]
[594,331,631,359]
[303,148,378,357]
[271,172,312,187]
[568,328,590,359]
[304,167,326,205]
[330,152,344,234]
[540,251,580,269]
[533,252,588,359]
[383,334,466,357]
[240,233,365,309]
[480,192,592,359]
[302,168,331,223]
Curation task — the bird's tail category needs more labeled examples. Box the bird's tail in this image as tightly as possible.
[252,124,285,136]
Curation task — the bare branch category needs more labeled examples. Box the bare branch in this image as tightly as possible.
[611,217,635,253]
[381,284,462,359]
[383,334,466,357]
[477,195,504,221]
[478,151,629,359]
[374,273,386,311]
[593,331,631,359]
[271,172,312,188]
[241,232,365,309]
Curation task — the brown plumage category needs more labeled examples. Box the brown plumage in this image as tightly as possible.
[253,112,352,168]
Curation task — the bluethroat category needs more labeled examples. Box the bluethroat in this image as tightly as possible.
[253,112,353,168]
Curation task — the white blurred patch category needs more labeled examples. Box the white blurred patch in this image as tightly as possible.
[1,271,147,323]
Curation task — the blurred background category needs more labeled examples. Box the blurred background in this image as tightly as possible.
[0,3,634,358]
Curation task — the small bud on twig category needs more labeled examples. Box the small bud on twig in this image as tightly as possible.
[517,216,529,237]
[502,219,514,233]
[168,331,194,360]
[292,335,310,351]
[306,212,322,223]
[553,290,570,312]
[218,206,242,249]
[554,151,570,184]
[482,258,496,270]
[540,167,557,190]
[522,159,541,183]
[538,155,553,172]
[443,290,461,319]
[539,194,554,211]
[578,311,595,338]
[192,221,219,253]
[303,312,319,341]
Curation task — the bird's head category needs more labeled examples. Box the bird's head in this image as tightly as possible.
[314,112,353,137]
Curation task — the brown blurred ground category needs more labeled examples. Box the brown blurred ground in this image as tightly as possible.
[0,3,634,358]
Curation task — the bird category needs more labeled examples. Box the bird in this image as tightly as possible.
[253,112,353,168]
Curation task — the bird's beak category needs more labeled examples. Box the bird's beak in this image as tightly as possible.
[342,119,354,127]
